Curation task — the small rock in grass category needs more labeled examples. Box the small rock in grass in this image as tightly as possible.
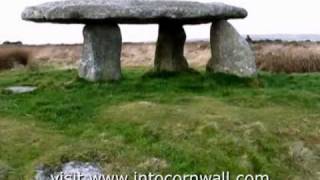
[4,86,37,94]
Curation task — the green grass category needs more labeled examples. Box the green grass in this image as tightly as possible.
[0,68,319,179]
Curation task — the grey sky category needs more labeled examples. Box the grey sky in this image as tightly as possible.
[1,0,320,44]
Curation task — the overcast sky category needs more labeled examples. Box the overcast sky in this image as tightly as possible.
[1,0,320,44]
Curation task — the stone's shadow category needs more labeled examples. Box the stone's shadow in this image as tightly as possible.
[140,69,262,89]
[205,72,261,88]
[142,68,200,79]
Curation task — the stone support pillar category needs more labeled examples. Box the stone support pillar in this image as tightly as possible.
[154,23,189,72]
[79,24,122,81]
[207,20,256,77]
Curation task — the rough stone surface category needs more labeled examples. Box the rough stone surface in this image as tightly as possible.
[4,86,37,94]
[79,24,122,81]
[207,20,256,77]
[35,161,103,180]
[22,0,247,24]
[155,23,189,72]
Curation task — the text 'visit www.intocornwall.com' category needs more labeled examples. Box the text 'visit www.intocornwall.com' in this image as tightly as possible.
[50,171,270,180]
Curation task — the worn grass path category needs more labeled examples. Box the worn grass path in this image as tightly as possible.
[0,68,319,179]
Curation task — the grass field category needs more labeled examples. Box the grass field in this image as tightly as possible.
[0,68,319,179]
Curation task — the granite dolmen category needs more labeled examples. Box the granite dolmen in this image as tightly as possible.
[22,0,256,81]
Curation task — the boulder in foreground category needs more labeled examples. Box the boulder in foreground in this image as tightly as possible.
[35,161,103,180]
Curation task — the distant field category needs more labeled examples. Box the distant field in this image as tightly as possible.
[0,68,319,179]
[1,41,320,73]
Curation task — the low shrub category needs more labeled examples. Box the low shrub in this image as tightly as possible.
[0,48,30,71]
[256,53,320,73]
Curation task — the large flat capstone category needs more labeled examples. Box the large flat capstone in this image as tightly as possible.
[22,0,247,24]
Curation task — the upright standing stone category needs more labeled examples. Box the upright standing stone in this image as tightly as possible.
[207,20,256,77]
[79,24,122,81]
[155,23,189,72]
